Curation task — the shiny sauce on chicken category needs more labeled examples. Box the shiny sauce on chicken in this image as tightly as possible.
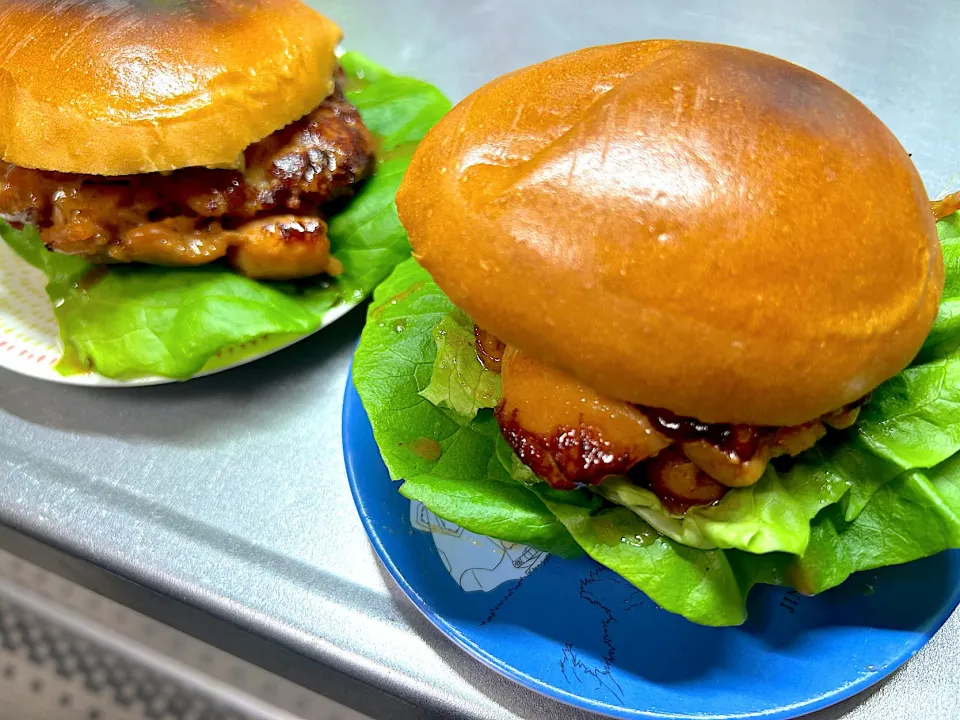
[483,328,866,512]
[495,346,671,490]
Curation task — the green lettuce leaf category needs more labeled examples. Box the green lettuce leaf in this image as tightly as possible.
[852,214,960,470]
[354,213,960,625]
[743,455,960,595]
[353,259,582,558]
[595,455,849,555]
[0,223,89,285]
[1,53,450,380]
[533,448,960,624]
[339,53,450,152]
[594,431,909,555]
[918,212,960,363]
[419,308,501,421]
[856,355,960,471]
[540,500,753,626]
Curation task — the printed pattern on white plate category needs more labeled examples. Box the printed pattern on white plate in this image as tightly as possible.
[0,242,356,387]
[0,240,62,381]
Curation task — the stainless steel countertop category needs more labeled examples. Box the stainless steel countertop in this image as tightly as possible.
[1,1,958,718]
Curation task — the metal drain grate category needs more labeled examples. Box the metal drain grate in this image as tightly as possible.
[0,547,367,720]
[0,593,245,720]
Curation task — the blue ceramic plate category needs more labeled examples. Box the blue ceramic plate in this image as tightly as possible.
[343,370,960,720]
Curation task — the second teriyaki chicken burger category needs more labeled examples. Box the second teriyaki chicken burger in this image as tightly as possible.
[0,0,369,280]
[0,0,450,380]
[354,40,960,626]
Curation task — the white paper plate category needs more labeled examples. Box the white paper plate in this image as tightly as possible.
[0,241,356,387]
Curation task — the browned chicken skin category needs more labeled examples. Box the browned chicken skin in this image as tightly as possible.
[0,71,374,280]
[484,330,864,510]
[495,346,671,490]
[644,448,728,512]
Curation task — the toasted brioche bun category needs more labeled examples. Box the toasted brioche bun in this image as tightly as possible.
[0,0,341,175]
[397,40,943,426]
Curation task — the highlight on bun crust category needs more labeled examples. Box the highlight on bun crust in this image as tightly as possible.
[397,40,943,426]
[0,0,342,175]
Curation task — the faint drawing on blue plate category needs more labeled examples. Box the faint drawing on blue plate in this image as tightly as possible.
[409,500,548,592]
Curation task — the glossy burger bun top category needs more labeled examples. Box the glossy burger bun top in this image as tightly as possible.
[397,40,944,427]
[0,0,342,175]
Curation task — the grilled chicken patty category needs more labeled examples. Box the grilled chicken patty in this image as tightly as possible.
[0,71,374,280]
[482,333,863,511]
